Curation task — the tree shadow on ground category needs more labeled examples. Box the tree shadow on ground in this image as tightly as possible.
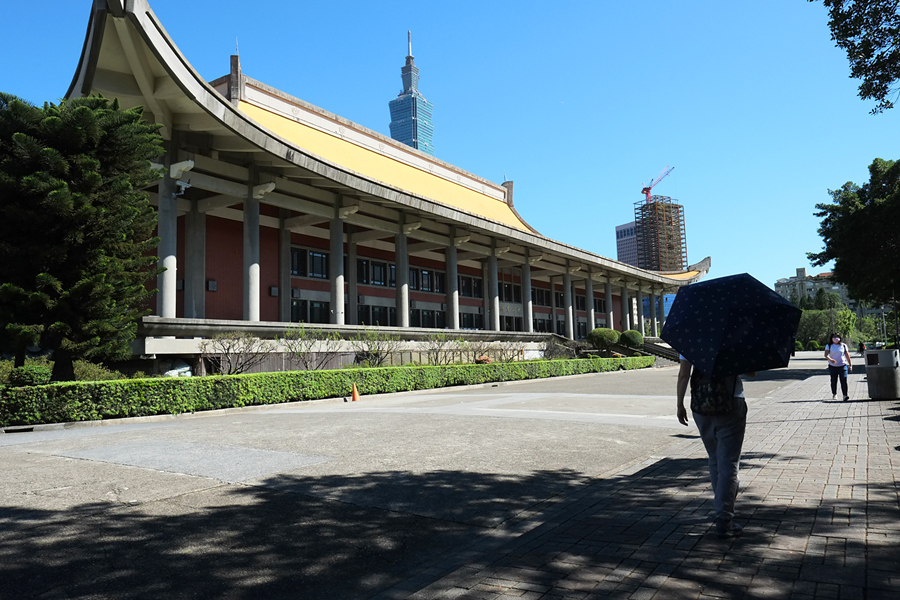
[1,452,897,600]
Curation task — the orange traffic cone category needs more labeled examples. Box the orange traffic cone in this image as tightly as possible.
[351,383,360,402]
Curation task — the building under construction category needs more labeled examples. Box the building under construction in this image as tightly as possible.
[634,196,688,272]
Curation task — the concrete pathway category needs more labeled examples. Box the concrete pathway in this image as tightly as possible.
[1,354,897,599]
[383,372,900,600]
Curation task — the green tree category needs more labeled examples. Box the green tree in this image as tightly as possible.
[0,94,163,381]
[788,288,800,306]
[812,0,900,113]
[796,310,831,345]
[809,158,900,311]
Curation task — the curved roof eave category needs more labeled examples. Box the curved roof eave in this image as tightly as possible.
[67,0,706,291]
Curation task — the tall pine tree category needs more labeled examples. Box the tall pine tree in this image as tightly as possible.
[0,93,163,380]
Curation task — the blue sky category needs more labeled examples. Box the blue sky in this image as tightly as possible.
[2,1,896,289]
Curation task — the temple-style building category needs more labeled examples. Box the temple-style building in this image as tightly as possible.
[64,0,708,359]
[388,32,434,155]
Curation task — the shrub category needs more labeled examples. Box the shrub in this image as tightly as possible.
[200,332,277,374]
[8,365,52,387]
[74,361,128,382]
[620,330,644,349]
[587,328,620,351]
[794,340,804,352]
[350,329,402,367]
[0,356,655,427]
[806,340,822,351]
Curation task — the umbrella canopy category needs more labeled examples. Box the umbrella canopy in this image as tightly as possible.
[661,273,802,378]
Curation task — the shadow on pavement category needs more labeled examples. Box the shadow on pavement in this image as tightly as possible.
[1,456,897,599]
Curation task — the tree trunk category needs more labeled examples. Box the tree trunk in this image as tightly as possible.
[51,349,76,382]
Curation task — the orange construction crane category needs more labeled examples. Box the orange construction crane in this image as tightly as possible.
[641,166,674,203]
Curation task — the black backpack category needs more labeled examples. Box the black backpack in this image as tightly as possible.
[690,368,738,416]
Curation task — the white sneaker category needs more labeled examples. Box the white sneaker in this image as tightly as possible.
[832,394,836,400]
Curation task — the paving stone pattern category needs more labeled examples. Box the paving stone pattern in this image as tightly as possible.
[379,373,900,600]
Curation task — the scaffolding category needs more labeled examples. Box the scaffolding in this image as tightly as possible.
[634,196,687,272]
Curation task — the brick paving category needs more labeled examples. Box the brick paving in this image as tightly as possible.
[377,373,900,600]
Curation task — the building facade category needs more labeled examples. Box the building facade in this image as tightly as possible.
[615,222,638,267]
[634,196,688,272]
[64,1,709,359]
[774,268,856,310]
[388,33,434,156]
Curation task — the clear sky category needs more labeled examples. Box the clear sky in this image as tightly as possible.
[2,1,896,289]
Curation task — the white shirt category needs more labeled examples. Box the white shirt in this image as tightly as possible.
[826,342,849,367]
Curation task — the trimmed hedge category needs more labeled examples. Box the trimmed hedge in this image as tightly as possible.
[0,356,654,427]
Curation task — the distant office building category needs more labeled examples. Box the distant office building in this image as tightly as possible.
[616,222,639,267]
[634,196,688,272]
[774,268,862,313]
[388,32,434,155]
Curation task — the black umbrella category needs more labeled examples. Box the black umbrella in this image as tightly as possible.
[660,273,802,378]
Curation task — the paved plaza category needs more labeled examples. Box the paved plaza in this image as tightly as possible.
[0,352,898,599]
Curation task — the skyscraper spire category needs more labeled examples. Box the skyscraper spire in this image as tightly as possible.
[389,31,434,155]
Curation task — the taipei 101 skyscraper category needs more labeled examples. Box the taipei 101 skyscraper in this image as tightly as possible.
[388,32,434,155]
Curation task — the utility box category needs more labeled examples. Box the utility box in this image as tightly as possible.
[865,349,900,400]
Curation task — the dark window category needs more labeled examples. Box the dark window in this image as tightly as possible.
[421,270,432,292]
[502,283,513,302]
[555,292,564,307]
[310,301,330,323]
[309,252,328,279]
[290,299,308,323]
[460,276,473,298]
[594,297,606,313]
[409,268,419,290]
[473,278,483,298]
[513,285,522,304]
[556,319,565,335]
[577,321,588,339]
[372,305,388,326]
[474,313,484,329]
[410,309,421,327]
[291,249,307,277]
[389,306,397,326]
[389,264,396,288]
[576,295,586,311]
[435,310,446,329]
[357,259,370,284]
[461,312,474,329]
[371,262,387,286]
[421,309,435,328]
[357,304,371,325]
[434,272,445,294]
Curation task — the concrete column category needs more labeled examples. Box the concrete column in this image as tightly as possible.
[585,276,595,332]
[446,238,460,329]
[650,293,659,337]
[184,200,206,319]
[522,257,533,333]
[563,272,574,340]
[605,282,614,330]
[550,276,558,335]
[395,226,409,327]
[658,293,666,331]
[636,289,645,334]
[621,286,631,331]
[488,253,500,331]
[278,210,290,322]
[329,215,345,325]
[156,170,178,318]
[348,239,358,325]
[243,194,260,322]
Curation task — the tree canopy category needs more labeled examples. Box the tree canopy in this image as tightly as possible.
[0,93,163,380]
[808,157,900,308]
[813,0,900,113]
